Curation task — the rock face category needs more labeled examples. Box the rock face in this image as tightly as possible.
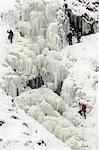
[62,0,98,35]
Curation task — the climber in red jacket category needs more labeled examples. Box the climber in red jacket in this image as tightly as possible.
[78,102,87,119]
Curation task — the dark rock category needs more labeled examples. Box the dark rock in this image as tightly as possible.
[8,108,14,111]
[14,68,16,72]
[35,130,38,133]
[11,99,14,103]
[0,138,2,141]
[0,121,5,126]
[17,88,19,96]
[23,132,31,136]
[37,142,42,145]
[42,140,45,144]
[22,122,29,128]
[11,115,19,119]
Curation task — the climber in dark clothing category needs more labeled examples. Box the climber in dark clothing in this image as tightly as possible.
[7,30,14,43]
[64,0,68,10]
[78,103,87,119]
[63,0,71,17]
[64,3,68,11]
[67,32,73,45]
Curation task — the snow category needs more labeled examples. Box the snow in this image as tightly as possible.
[0,19,9,62]
[15,86,97,149]
[0,0,98,150]
[0,0,16,13]
[0,90,70,150]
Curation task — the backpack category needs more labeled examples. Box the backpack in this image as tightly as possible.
[77,32,81,37]
[80,104,86,109]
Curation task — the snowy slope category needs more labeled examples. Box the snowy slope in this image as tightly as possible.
[0,90,70,150]
[0,0,16,13]
[15,87,97,150]
[61,33,98,105]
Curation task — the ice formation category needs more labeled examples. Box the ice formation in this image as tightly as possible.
[0,90,70,150]
[2,30,97,149]
[0,0,98,150]
[15,87,97,150]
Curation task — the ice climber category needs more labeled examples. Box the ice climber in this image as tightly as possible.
[67,31,73,45]
[64,0,68,13]
[75,30,81,43]
[7,30,14,43]
[78,102,87,119]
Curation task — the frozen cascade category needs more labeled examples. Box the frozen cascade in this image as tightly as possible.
[17,21,32,37]
[3,28,69,96]
[37,36,47,53]
[45,0,59,23]
[46,22,62,51]
[0,1,98,150]
[35,54,45,71]
[4,74,21,96]
[61,77,77,106]
[2,30,97,103]
[15,88,97,150]
[2,0,69,49]
[30,11,47,38]
[0,0,97,105]
[42,51,68,89]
